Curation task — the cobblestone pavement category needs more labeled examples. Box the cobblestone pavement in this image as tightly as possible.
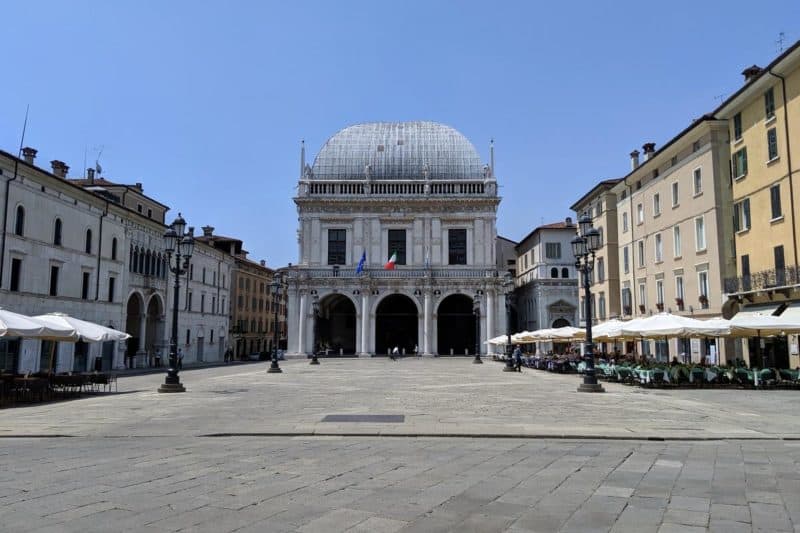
[1,437,798,532]
[2,360,800,532]
[1,359,800,439]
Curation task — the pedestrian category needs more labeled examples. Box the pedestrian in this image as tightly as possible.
[177,348,184,369]
[513,346,523,372]
[390,346,399,361]
[413,344,419,357]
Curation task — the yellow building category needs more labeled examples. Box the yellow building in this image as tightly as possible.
[715,40,800,368]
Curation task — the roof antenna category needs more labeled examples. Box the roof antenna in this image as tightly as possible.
[776,31,786,53]
[17,104,30,158]
[95,145,104,176]
[714,94,726,104]
[489,138,495,178]
[300,139,306,179]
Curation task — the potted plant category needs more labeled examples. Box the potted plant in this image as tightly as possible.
[656,303,664,312]
[638,304,646,313]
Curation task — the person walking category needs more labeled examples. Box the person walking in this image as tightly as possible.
[177,348,184,369]
[413,344,419,357]
[513,346,523,372]
[390,346,399,361]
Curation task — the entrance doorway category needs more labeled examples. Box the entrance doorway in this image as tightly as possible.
[317,294,357,356]
[437,294,475,355]
[125,294,144,368]
[375,294,418,356]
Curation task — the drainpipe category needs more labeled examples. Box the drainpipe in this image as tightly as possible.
[0,158,20,288]
[768,69,798,270]
[95,200,109,300]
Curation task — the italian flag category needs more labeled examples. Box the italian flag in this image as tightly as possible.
[384,251,397,270]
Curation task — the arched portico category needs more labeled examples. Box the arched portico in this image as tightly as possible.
[436,294,476,355]
[374,293,419,356]
[316,293,358,355]
[125,292,145,368]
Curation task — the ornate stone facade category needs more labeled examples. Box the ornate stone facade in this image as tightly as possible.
[286,122,506,357]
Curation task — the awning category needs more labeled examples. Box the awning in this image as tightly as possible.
[779,302,800,321]
[734,304,782,319]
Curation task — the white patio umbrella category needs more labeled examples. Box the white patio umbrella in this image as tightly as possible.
[484,334,511,345]
[591,319,628,341]
[619,312,723,338]
[728,313,800,336]
[0,308,76,339]
[31,313,131,342]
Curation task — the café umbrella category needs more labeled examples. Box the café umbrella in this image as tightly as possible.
[0,308,75,339]
[31,313,131,342]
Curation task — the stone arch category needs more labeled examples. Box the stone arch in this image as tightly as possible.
[552,317,570,328]
[144,293,165,360]
[436,293,476,355]
[374,292,420,356]
[124,291,146,367]
[316,292,358,355]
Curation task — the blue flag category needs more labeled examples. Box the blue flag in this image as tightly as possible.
[356,251,366,274]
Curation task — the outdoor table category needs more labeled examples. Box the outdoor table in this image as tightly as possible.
[13,376,49,402]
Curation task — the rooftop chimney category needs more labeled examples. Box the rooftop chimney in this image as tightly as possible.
[642,143,656,161]
[260,260,266,267]
[134,182,143,190]
[565,216,573,226]
[87,167,95,184]
[201,225,214,237]
[50,160,69,178]
[630,149,640,170]
[742,65,762,83]
[21,147,37,164]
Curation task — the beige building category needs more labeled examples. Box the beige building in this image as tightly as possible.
[195,231,286,359]
[571,178,622,329]
[613,117,735,362]
[715,41,800,368]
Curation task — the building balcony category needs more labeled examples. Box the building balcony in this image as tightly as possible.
[286,266,499,281]
[724,266,800,295]
[129,272,167,292]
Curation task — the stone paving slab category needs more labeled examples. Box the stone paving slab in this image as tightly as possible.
[2,359,800,440]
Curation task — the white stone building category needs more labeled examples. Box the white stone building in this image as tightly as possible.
[514,220,579,339]
[286,121,506,357]
[0,147,232,372]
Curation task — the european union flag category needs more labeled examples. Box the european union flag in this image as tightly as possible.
[356,251,366,274]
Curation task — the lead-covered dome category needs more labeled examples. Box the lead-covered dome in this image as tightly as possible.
[310,121,485,181]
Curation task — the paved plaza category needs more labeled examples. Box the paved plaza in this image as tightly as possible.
[1,359,800,532]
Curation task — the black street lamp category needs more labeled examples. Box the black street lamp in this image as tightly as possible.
[267,273,283,373]
[310,294,320,365]
[502,271,517,372]
[572,214,605,393]
[473,294,482,364]
[158,213,194,393]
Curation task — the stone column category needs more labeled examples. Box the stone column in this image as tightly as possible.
[298,291,307,355]
[423,290,433,356]
[360,291,370,356]
[486,290,495,354]
[137,314,147,368]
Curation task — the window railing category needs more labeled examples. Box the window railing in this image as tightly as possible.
[304,180,488,197]
[723,266,800,293]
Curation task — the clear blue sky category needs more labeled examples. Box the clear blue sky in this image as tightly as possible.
[2,1,797,267]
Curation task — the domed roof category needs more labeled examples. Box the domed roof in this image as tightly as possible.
[310,121,485,181]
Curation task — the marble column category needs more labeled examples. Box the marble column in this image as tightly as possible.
[423,290,432,356]
[486,290,495,354]
[298,292,307,355]
[360,292,370,356]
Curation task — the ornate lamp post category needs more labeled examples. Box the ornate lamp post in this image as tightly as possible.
[472,294,482,364]
[158,213,194,393]
[572,214,605,393]
[267,273,283,373]
[502,271,517,372]
[310,294,320,365]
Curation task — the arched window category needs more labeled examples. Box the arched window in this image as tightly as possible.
[111,238,118,261]
[85,229,92,254]
[129,245,134,271]
[133,247,139,273]
[14,206,24,236]
[561,267,569,278]
[155,253,161,278]
[144,250,151,276]
[550,267,558,278]
[138,248,145,273]
[162,257,168,279]
[53,218,62,246]
[151,252,157,276]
